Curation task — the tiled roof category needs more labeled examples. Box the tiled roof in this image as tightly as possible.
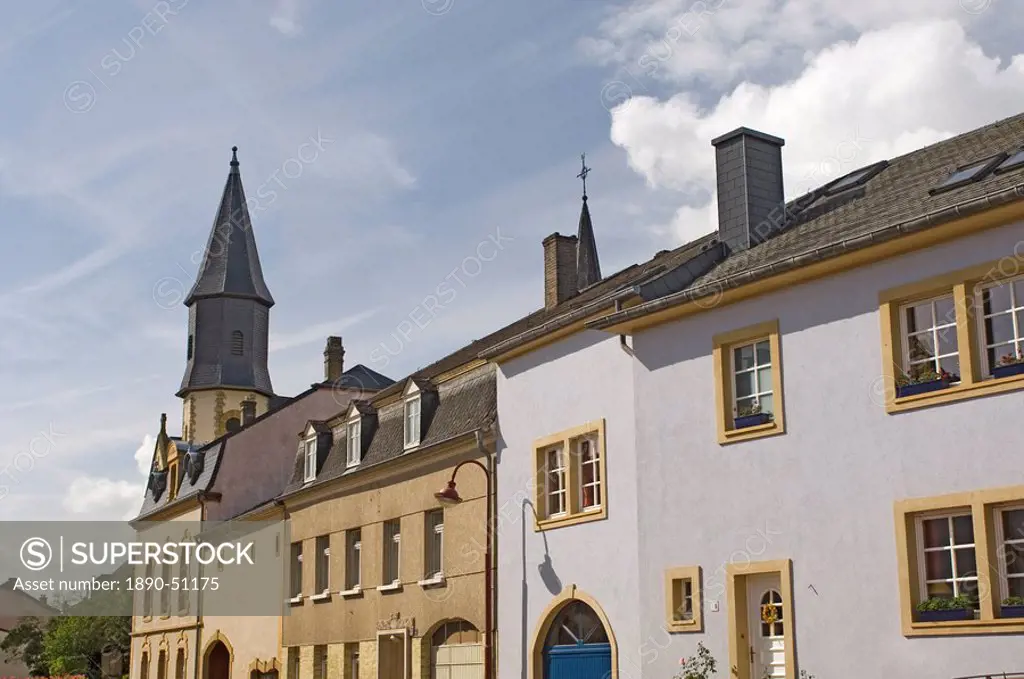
[283,363,496,497]
[591,111,1024,328]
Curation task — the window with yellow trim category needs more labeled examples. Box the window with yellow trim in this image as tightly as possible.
[894,485,1024,636]
[664,565,703,632]
[879,260,1024,412]
[713,320,785,444]
[532,419,607,530]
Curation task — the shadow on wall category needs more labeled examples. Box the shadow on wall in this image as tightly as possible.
[521,499,561,679]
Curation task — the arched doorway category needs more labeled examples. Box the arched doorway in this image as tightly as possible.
[430,620,483,679]
[204,641,231,679]
[542,601,611,679]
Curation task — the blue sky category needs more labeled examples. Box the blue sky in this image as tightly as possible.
[1,0,1022,521]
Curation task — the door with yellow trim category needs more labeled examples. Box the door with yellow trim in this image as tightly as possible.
[746,574,786,679]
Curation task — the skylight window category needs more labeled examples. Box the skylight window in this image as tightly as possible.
[930,154,1006,194]
[995,148,1024,174]
[823,161,888,196]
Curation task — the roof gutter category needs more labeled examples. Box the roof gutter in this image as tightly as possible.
[478,287,636,359]
[588,184,1024,331]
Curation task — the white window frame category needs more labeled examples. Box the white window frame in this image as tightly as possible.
[544,444,567,518]
[303,436,317,483]
[314,535,330,595]
[424,509,444,580]
[996,504,1024,601]
[343,528,361,592]
[976,276,1024,378]
[915,511,978,600]
[404,396,422,448]
[383,520,401,586]
[577,435,602,512]
[346,418,361,468]
[899,293,960,380]
[730,337,774,417]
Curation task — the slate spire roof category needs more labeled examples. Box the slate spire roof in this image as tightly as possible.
[576,195,601,290]
[184,147,275,307]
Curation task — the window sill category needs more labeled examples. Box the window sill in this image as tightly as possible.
[666,619,699,634]
[905,615,1024,636]
[309,591,331,602]
[718,420,784,445]
[338,587,362,598]
[376,582,402,593]
[418,575,445,588]
[287,595,304,606]
[888,372,1024,413]
[535,506,608,532]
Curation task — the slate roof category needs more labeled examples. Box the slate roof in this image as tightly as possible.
[576,197,601,290]
[283,363,495,497]
[185,147,274,306]
[134,365,393,521]
[591,111,1024,328]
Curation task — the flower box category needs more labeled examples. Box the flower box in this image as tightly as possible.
[734,412,771,429]
[916,608,974,623]
[1000,604,1024,619]
[895,378,951,398]
[992,362,1024,379]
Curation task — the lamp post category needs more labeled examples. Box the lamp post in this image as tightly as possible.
[434,459,493,679]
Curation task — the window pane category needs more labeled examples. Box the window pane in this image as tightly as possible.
[756,367,773,392]
[953,515,974,544]
[582,462,595,485]
[955,548,977,578]
[933,297,956,326]
[925,550,954,581]
[982,283,1013,315]
[1002,509,1024,542]
[735,396,757,414]
[734,344,755,371]
[938,355,961,376]
[1005,545,1024,576]
[984,313,1015,345]
[758,393,774,416]
[989,344,1017,370]
[905,303,932,333]
[1009,578,1024,598]
[734,371,754,398]
[922,518,950,548]
[1015,279,1024,304]
[926,581,954,598]
[936,327,958,356]
[755,340,771,365]
[959,579,979,596]
[907,334,935,361]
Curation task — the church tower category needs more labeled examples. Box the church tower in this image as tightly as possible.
[178,147,276,443]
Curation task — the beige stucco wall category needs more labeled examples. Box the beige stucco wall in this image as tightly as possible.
[182,389,270,443]
[199,616,281,679]
[282,442,488,655]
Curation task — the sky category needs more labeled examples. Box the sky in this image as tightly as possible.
[0,0,1021,523]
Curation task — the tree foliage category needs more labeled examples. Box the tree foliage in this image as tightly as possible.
[1,616,129,679]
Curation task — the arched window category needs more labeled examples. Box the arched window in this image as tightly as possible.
[545,601,609,647]
[175,649,186,679]
[431,620,482,679]
[759,589,784,638]
[225,418,241,433]
[231,331,244,356]
[141,653,150,679]
[157,651,167,679]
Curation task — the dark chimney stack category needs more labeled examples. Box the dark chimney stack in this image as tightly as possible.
[543,233,579,309]
[241,400,257,425]
[324,336,345,383]
[711,127,786,254]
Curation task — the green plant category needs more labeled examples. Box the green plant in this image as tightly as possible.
[676,642,717,679]
[1002,595,1024,606]
[736,400,762,418]
[998,350,1024,366]
[895,366,958,387]
[799,671,816,679]
[916,594,976,612]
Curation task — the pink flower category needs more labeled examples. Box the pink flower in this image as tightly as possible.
[679,658,686,666]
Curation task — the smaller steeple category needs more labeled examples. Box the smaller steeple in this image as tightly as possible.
[575,154,601,290]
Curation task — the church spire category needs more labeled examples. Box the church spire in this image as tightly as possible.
[184,147,274,307]
[575,153,601,290]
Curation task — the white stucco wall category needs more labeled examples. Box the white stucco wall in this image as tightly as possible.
[496,331,643,679]
[631,219,1024,678]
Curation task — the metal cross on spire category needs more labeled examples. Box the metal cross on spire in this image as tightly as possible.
[577,153,591,200]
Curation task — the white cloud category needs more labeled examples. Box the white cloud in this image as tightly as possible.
[135,434,156,476]
[63,476,144,520]
[607,19,1024,243]
[270,0,302,37]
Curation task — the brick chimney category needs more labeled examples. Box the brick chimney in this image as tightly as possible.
[711,127,786,254]
[324,336,345,382]
[543,233,579,309]
[241,400,257,425]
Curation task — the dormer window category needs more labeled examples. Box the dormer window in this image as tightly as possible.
[346,417,361,468]
[404,395,421,448]
[304,436,317,483]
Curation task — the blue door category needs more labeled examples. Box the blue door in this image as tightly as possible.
[544,643,612,679]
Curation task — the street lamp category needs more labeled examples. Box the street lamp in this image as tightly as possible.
[434,459,493,679]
